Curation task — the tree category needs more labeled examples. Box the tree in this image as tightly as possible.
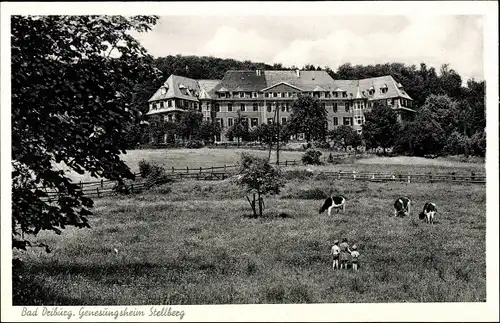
[226,110,250,145]
[328,125,362,151]
[196,120,221,144]
[176,109,203,141]
[11,15,160,252]
[288,96,328,142]
[236,153,285,217]
[362,102,400,153]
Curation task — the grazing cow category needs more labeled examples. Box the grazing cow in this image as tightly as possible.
[319,195,346,216]
[419,202,437,224]
[394,197,411,217]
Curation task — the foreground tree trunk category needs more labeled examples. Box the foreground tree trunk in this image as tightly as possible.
[258,192,263,217]
[246,194,257,217]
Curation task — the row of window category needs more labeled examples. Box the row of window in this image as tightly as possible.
[150,99,199,111]
[211,117,289,128]
[212,102,293,113]
[216,87,392,100]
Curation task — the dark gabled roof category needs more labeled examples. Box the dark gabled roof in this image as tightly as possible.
[264,70,335,91]
[214,70,268,92]
[148,71,413,103]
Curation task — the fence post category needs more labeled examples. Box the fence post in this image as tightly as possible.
[428,172,433,183]
[79,181,83,190]
[407,175,411,183]
[172,166,174,173]
[180,173,183,180]
[285,160,287,166]
[131,184,134,194]
[471,171,475,181]
[353,171,356,181]
[200,167,202,173]
[338,171,341,180]
[224,164,227,172]
[211,166,214,173]
[97,187,100,198]
[187,166,189,174]
[101,179,104,188]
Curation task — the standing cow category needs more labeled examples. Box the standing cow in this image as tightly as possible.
[419,202,437,224]
[394,197,411,217]
[319,195,346,216]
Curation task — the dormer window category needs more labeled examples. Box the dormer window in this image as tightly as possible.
[342,92,347,98]
[239,92,245,98]
[252,92,258,98]
[160,86,167,95]
[380,84,388,94]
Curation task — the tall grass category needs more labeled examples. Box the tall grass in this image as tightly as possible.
[14,178,486,305]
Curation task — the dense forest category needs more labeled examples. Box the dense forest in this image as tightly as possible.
[129,54,486,156]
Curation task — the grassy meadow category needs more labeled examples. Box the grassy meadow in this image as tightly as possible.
[14,153,486,304]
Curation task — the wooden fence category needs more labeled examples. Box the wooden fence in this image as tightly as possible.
[39,157,485,201]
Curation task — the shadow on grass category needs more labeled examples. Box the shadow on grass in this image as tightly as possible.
[13,261,174,305]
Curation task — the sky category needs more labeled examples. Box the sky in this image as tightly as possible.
[133,15,484,82]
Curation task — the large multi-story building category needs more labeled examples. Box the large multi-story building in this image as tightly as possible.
[146,69,415,142]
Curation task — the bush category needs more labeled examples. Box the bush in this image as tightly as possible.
[327,153,334,163]
[138,160,167,181]
[469,131,486,157]
[443,131,470,155]
[302,148,322,165]
[184,140,204,149]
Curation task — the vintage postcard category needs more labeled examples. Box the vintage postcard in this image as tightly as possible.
[1,1,498,322]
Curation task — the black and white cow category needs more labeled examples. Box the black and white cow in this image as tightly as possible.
[394,197,411,217]
[419,202,437,224]
[319,195,346,216]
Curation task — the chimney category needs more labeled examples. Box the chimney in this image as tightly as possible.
[296,69,300,78]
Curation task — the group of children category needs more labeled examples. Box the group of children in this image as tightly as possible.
[331,238,360,270]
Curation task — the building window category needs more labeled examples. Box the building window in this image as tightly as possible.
[321,102,326,109]
[240,103,246,112]
[214,103,220,112]
[292,92,298,98]
[267,104,272,112]
[355,116,363,125]
[343,92,347,98]
[345,103,350,112]
[334,92,338,98]
[333,117,338,126]
[313,92,320,98]
[253,103,258,111]
[325,92,331,98]
[281,117,287,124]
[343,117,351,126]
[251,118,258,128]
[286,103,290,112]
[332,103,338,113]
[242,118,249,126]
[273,92,278,98]
[246,92,252,98]
[281,105,286,112]
[387,99,392,106]
[228,118,234,127]
[160,101,164,109]
[265,93,270,98]
[267,118,273,124]
[252,92,258,98]
[228,103,233,112]
[168,115,173,122]
[239,92,245,98]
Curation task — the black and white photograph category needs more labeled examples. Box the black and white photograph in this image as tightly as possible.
[1,1,498,322]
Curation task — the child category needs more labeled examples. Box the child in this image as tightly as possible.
[331,240,340,270]
[351,244,360,271]
[339,238,351,269]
